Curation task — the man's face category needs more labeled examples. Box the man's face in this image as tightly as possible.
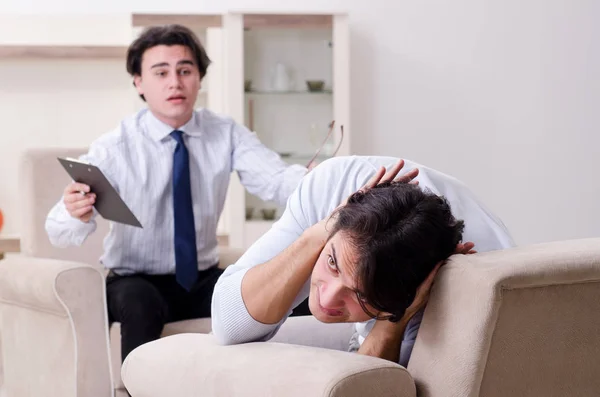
[134,45,201,129]
[308,231,379,323]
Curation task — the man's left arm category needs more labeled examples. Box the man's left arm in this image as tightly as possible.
[230,122,307,206]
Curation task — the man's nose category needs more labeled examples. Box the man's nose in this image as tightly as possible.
[319,281,345,309]
[168,72,182,88]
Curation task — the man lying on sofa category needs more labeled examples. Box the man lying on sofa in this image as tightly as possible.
[211,156,514,366]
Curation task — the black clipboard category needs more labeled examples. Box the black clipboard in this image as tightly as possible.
[57,157,143,228]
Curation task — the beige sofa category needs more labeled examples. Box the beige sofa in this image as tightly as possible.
[121,237,600,397]
[0,148,244,397]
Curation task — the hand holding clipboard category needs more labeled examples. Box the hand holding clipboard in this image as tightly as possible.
[57,157,142,228]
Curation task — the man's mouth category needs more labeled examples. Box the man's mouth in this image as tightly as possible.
[167,95,186,103]
[319,303,344,317]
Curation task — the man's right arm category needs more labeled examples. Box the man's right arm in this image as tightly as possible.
[45,185,98,248]
[210,183,322,345]
[211,158,355,345]
[240,220,328,325]
[45,142,112,248]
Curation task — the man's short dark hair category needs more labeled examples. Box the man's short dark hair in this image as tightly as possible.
[329,182,464,321]
[126,24,211,100]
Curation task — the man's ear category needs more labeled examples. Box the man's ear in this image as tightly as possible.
[133,75,143,96]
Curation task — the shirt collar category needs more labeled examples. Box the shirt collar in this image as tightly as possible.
[144,109,203,142]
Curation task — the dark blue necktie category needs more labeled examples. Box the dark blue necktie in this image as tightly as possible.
[171,130,198,291]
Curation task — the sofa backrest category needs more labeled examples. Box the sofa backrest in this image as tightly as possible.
[19,148,109,266]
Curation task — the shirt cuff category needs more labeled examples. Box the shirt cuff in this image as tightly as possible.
[46,205,98,248]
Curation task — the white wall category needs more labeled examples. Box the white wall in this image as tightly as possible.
[1,0,599,246]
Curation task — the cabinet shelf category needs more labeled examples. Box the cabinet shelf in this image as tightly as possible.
[245,219,276,224]
[245,90,332,96]
[132,14,222,28]
[279,152,332,161]
[0,235,20,253]
[243,14,333,29]
[0,45,127,59]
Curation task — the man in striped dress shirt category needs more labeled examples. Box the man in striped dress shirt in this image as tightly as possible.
[45,24,308,365]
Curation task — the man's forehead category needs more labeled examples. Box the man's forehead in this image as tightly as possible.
[142,45,196,65]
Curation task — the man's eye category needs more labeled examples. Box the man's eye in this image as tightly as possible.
[327,255,337,273]
[156,71,167,77]
[179,69,191,75]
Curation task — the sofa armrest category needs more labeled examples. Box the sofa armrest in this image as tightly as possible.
[0,255,98,313]
[122,333,416,397]
[408,238,600,397]
[0,255,113,397]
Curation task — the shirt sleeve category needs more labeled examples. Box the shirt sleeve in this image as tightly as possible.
[230,122,308,207]
[44,139,115,248]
